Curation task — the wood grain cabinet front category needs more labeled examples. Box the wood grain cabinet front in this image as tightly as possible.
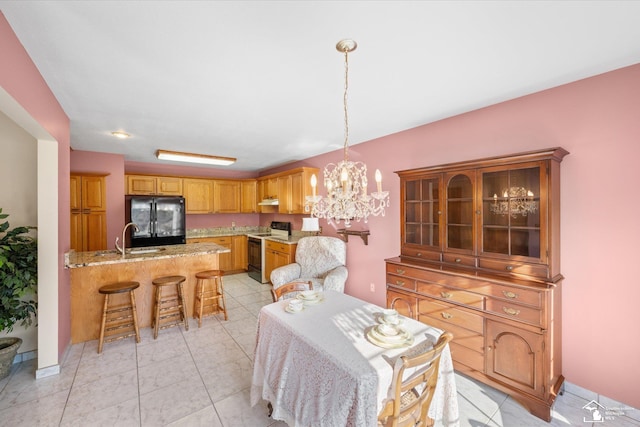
[387,148,568,422]
[70,174,107,252]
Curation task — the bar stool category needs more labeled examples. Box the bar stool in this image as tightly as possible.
[194,270,228,327]
[151,275,188,339]
[97,281,141,354]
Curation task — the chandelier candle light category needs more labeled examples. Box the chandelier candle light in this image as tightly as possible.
[490,187,538,218]
[306,39,389,229]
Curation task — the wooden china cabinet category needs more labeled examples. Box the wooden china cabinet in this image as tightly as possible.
[386,148,568,422]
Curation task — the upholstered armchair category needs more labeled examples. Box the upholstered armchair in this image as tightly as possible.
[270,236,348,293]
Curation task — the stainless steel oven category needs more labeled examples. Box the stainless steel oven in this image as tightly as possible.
[247,221,291,283]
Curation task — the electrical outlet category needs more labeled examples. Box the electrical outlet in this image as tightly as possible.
[370,283,375,292]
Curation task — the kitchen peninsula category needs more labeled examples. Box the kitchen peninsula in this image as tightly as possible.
[65,242,230,343]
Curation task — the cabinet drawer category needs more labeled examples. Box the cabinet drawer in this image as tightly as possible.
[386,263,442,283]
[417,282,484,308]
[443,253,477,268]
[266,240,290,253]
[485,298,543,326]
[401,247,441,261]
[479,258,549,279]
[449,341,484,372]
[486,283,542,308]
[418,299,483,334]
[210,237,232,245]
[421,315,484,354]
[386,274,416,291]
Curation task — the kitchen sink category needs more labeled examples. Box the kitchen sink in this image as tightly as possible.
[129,247,166,255]
[94,250,118,256]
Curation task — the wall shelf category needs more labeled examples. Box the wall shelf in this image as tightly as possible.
[336,229,370,245]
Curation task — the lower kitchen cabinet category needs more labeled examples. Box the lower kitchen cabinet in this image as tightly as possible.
[187,236,248,274]
[385,257,562,422]
[264,240,297,283]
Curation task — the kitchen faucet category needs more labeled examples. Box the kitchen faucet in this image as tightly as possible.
[115,222,139,259]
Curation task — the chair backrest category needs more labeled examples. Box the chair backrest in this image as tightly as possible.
[378,332,453,427]
[295,237,346,279]
[271,280,313,302]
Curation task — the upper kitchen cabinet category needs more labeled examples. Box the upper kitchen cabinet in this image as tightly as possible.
[126,174,183,196]
[70,174,108,251]
[183,178,214,214]
[213,180,241,213]
[259,167,319,215]
[241,180,258,213]
[397,148,568,280]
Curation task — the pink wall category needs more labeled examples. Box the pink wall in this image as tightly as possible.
[70,150,125,247]
[269,64,640,408]
[0,13,71,361]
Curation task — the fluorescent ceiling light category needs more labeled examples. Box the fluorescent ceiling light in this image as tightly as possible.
[156,149,236,166]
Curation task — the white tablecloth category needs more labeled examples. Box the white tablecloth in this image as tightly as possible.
[251,291,459,427]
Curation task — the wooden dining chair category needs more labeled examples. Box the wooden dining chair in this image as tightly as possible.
[377,331,454,427]
[271,281,313,302]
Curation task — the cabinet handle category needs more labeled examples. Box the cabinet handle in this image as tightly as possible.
[502,291,518,299]
[441,292,452,299]
[437,210,442,215]
[416,253,422,257]
[454,258,462,263]
[396,269,405,274]
[395,280,405,287]
[441,312,453,319]
[503,307,520,316]
[476,210,481,215]
[505,265,514,271]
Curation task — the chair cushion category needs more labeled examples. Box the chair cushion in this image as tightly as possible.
[296,237,346,279]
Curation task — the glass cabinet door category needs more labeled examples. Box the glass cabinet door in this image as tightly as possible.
[481,165,542,259]
[446,173,474,253]
[403,177,441,248]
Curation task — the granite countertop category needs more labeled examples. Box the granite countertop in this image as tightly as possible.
[263,235,302,245]
[65,242,230,268]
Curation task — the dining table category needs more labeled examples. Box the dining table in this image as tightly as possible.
[250,290,459,427]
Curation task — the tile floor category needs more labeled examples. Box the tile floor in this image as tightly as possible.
[1,273,638,426]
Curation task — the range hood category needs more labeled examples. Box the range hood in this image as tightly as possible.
[258,198,279,206]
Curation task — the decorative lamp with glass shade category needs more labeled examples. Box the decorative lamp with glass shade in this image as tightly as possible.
[306,39,389,236]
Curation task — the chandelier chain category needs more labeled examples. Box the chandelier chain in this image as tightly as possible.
[343,49,350,161]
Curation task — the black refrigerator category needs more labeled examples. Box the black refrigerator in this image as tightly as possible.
[126,196,186,247]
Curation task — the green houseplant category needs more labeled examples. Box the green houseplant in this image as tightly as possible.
[0,208,37,379]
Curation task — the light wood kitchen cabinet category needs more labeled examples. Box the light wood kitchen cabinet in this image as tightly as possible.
[232,235,248,270]
[70,174,107,251]
[264,240,297,283]
[213,180,241,213]
[277,175,292,214]
[241,180,258,213]
[187,235,247,273]
[126,174,183,195]
[257,167,319,214]
[387,148,568,422]
[183,178,214,214]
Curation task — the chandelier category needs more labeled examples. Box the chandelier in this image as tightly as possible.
[306,39,389,228]
[490,187,538,218]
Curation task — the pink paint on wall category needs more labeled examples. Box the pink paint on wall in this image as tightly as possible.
[274,64,640,408]
[125,161,257,179]
[71,150,125,247]
[0,12,71,362]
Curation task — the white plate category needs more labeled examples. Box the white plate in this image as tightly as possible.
[296,294,324,305]
[366,328,414,349]
[370,325,413,343]
[285,305,304,314]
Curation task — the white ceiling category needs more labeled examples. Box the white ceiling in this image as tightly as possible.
[2,1,640,172]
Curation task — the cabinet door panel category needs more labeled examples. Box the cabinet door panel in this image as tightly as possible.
[446,173,475,252]
[82,176,106,210]
[386,289,416,319]
[83,212,107,252]
[486,320,544,397]
[183,179,214,214]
